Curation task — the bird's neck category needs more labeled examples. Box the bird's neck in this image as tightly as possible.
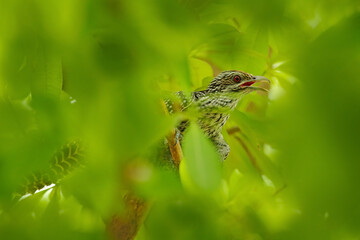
[193,91,241,112]
[192,91,241,138]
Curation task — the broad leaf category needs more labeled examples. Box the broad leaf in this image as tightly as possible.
[181,123,222,192]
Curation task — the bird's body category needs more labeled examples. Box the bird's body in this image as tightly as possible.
[165,70,269,160]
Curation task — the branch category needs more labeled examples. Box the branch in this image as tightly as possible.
[107,193,148,240]
[106,102,183,239]
[160,100,184,169]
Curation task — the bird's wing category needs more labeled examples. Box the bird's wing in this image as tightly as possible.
[164,91,194,114]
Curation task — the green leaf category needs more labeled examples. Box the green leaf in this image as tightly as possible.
[181,123,222,192]
[31,49,63,101]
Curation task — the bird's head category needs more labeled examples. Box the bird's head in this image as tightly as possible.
[207,70,270,95]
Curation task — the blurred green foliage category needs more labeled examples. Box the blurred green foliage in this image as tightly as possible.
[1,0,360,239]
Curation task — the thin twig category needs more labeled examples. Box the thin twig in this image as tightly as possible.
[273,184,287,197]
[227,127,261,175]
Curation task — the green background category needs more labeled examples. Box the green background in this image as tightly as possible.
[1,0,360,239]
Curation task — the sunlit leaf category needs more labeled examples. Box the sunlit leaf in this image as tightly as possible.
[182,123,222,192]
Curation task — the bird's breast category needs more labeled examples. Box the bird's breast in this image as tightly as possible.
[198,113,230,138]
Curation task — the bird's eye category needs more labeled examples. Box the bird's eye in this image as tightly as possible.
[233,75,241,83]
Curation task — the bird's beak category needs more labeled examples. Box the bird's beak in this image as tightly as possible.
[253,76,270,83]
[240,76,270,92]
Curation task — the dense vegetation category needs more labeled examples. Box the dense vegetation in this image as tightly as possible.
[1,0,360,239]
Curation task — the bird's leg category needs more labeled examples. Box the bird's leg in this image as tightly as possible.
[173,119,189,146]
[173,128,182,146]
[210,133,230,161]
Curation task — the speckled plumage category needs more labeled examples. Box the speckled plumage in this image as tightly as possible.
[165,70,269,160]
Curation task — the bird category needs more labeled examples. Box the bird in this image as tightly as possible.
[165,70,270,160]
[14,70,269,197]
